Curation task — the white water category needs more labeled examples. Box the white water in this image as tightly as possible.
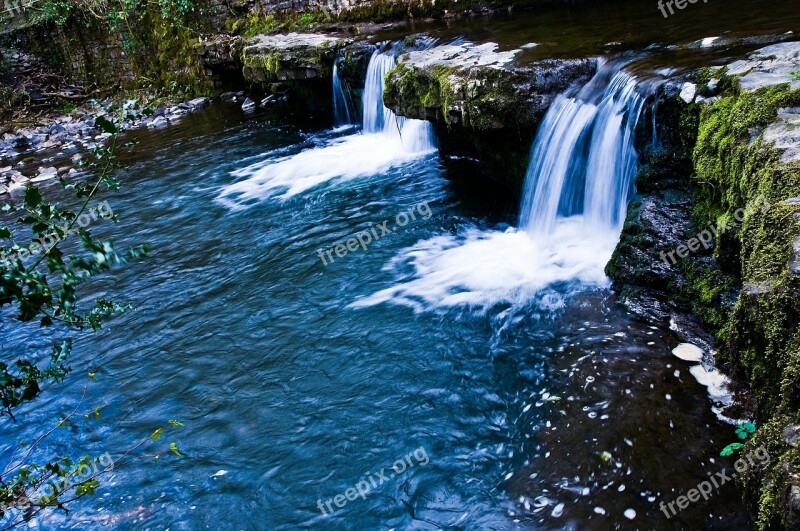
[218,48,435,207]
[332,61,353,126]
[356,63,646,312]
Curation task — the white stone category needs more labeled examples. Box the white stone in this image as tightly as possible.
[679,83,697,104]
[672,343,704,362]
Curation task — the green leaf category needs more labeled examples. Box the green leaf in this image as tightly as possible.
[94,116,118,134]
[720,443,745,456]
[169,442,181,456]
[151,427,164,441]
[735,422,757,439]
[75,479,99,496]
[24,187,42,209]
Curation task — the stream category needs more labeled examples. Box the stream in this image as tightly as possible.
[5,1,800,528]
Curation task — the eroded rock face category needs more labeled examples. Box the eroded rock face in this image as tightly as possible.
[383,40,596,191]
[242,33,344,83]
[609,41,800,530]
[384,41,596,131]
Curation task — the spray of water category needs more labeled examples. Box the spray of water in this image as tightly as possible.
[355,63,648,312]
[218,47,435,207]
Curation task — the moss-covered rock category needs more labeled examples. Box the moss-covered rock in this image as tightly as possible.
[383,41,595,192]
[241,32,343,83]
[610,41,800,529]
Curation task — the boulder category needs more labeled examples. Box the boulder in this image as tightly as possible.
[241,33,343,83]
[383,40,596,191]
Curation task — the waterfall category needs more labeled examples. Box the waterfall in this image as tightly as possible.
[332,61,353,126]
[355,62,650,312]
[518,66,644,235]
[217,43,436,207]
[361,48,436,151]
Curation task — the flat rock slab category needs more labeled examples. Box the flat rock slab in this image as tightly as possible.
[727,41,800,92]
[763,107,800,163]
[385,40,595,130]
[242,33,344,82]
[398,42,521,69]
[246,33,343,51]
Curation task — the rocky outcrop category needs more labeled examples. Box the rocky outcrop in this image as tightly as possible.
[608,41,800,529]
[241,33,343,83]
[237,32,372,114]
[383,40,596,190]
[199,35,245,86]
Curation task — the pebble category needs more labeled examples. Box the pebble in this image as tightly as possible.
[672,343,704,362]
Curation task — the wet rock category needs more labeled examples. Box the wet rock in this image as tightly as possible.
[679,82,697,104]
[242,33,343,83]
[8,173,30,191]
[219,91,244,103]
[241,98,255,112]
[726,41,800,92]
[763,108,800,163]
[199,34,243,79]
[148,116,169,128]
[743,280,775,296]
[188,97,211,109]
[48,123,66,135]
[32,166,58,182]
[791,237,800,275]
[783,425,800,447]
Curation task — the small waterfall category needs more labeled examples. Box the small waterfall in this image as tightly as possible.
[519,66,645,235]
[361,48,436,151]
[332,61,353,126]
[356,61,651,312]
[217,42,436,207]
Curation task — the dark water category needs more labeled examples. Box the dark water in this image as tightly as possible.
[380,0,800,64]
[0,104,751,529]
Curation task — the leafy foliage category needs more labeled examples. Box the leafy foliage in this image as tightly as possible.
[0,112,180,527]
[720,421,757,456]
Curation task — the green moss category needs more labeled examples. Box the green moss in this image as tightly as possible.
[682,75,800,528]
[227,10,331,39]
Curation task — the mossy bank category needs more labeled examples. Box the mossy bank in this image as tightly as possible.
[608,42,800,529]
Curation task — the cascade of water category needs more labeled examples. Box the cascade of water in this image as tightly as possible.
[518,66,645,235]
[217,43,436,207]
[332,61,353,126]
[361,48,436,150]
